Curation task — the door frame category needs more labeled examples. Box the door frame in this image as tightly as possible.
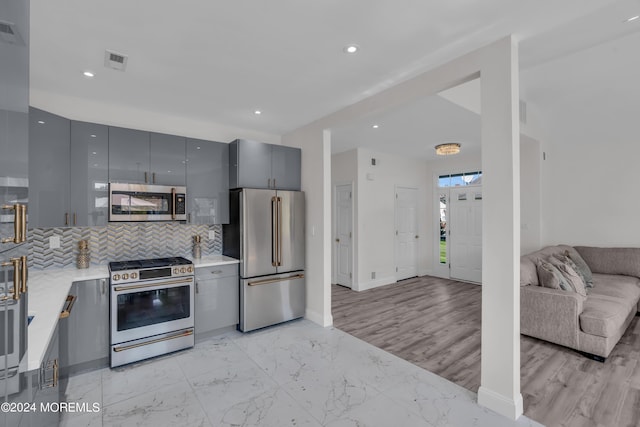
[332,182,355,287]
[394,185,418,281]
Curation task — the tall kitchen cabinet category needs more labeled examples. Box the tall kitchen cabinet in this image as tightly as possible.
[0,0,30,425]
[229,139,301,190]
[186,138,229,224]
[108,128,186,186]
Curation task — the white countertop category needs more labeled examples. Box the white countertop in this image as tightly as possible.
[26,255,238,372]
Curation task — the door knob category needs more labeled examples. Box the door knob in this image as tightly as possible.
[335,238,340,242]
[415,235,419,239]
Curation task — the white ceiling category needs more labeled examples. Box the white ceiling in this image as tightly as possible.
[30,0,639,152]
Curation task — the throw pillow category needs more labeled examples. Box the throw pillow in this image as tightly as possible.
[553,254,587,288]
[549,257,588,297]
[565,250,594,288]
[537,260,571,291]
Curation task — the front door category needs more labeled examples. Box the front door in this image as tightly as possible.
[449,187,482,283]
[395,186,418,281]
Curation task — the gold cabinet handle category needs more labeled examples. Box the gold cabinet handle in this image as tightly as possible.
[73,212,77,226]
[1,256,27,301]
[65,212,69,226]
[42,359,58,389]
[152,172,156,184]
[1,204,27,244]
[195,281,199,294]
[144,171,148,183]
[59,294,77,319]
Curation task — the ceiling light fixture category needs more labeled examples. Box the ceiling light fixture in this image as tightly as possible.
[435,143,461,156]
[343,44,359,54]
[372,124,379,129]
[37,120,45,124]
[625,15,639,22]
[254,110,262,115]
[83,71,95,77]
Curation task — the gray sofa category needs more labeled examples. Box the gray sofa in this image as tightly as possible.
[520,245,640,360]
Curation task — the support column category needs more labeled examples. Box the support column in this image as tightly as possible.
[477,36,523,419]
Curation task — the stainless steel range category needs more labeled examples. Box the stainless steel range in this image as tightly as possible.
[109,257,195,367]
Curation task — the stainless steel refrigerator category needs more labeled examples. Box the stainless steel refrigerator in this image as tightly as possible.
[223,188,305,332]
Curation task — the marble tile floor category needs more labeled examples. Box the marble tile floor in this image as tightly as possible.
[60,319,543,427]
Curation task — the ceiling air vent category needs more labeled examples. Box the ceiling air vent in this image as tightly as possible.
[0,20,24,45]
[104,50,128,71]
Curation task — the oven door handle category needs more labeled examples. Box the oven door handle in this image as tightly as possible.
[113,277,193,292]
[113,329,194,353]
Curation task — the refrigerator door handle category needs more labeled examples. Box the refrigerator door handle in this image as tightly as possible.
[271,196,278,267]
[248,273,305,286]
[277,196,283,266]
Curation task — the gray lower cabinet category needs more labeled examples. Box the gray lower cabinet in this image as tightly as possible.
[229,139,301,190]
[70,121,109,226]
[59,279,110,377]
[31,323,61,427]
[186,138,229,224]
[29,107,71,227]
[195,264,239,336]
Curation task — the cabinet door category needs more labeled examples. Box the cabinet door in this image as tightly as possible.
[70,121,109,226]
[33,323,60,427]
[234,139,272,189]
[186,138,229,224]
[195,268,239,335]
[59,280,109,373]
[149,132,186,185]
[271,145,301,190]
[29,107,71,227]
[108,126,149,184]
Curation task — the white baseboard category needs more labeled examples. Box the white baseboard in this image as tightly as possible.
[477,386,523,420]
[305,308,333,327]
[355,275,396,291]
[418,268,432,277]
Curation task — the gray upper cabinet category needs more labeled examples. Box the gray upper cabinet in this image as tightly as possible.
[186,138,229,224]
[70,121,109,226]
[229,139,301,190]
[108,126,150,184]
[109,128,187,185]
[149,133,186,185]
[271,144,301,191]
[29,107,71,227]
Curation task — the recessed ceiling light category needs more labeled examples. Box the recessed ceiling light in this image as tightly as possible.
[625,15,639,22]
[254,110,262,115]
[372,124,379,129]
[90,134,96,138]
[37,120,45,124]
[92,151,97,155]
[196,146,201,150]
[343,44,359,54]
[83,71,95,77]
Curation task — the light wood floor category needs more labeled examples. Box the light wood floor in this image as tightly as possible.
[332,276,640,427]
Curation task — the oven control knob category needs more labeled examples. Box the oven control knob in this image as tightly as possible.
[113,274,120,281]
[180,267,186,273]
[173,267,179,274]
[187,266,193,273]
[122,273,129,280]
[131,272,138,279]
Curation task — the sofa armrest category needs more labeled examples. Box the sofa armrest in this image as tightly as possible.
[521,286,584,348]
[574,246,640,278]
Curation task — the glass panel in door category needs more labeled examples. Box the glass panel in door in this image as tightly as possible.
[117,286,190,331]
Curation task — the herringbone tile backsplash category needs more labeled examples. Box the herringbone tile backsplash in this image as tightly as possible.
[29,223,222,270]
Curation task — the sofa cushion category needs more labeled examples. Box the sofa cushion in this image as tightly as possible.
[521,258,538,287]
[537,261,570,291]
[589,273,640,310]
[575,247,640,278]
[580,295,631,338]
[565,249,594,288]
[547,257,588,297]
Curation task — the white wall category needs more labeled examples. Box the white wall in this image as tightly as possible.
[30,89,281,144]
[520,135,541,254]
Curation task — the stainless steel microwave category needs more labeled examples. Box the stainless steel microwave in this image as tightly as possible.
[109,183,187,222]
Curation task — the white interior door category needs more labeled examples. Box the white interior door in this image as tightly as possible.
[395,186,418,281]
[335,184,353,288]
[449,187,482,283]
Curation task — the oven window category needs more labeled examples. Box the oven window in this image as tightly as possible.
[116,285,190,331]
